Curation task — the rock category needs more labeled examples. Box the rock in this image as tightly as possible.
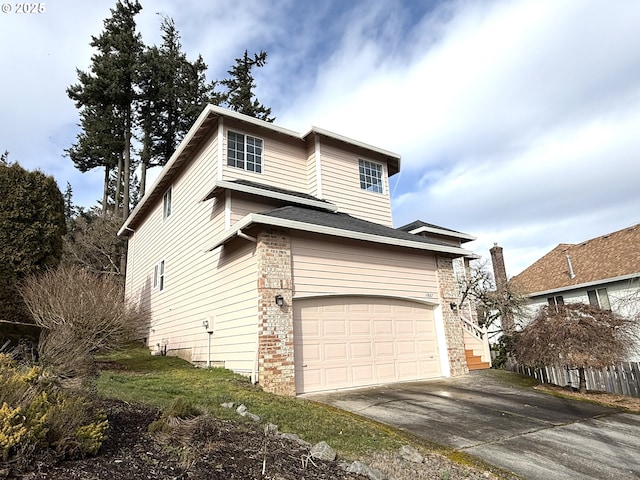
[310,441,336,461]
[247,412,260,422]
[399,444,423,463]
[280,432,311,447]
[347,460,387,480]
[220,402,235,409]
[236,404,247,416]
[264,423,279,434]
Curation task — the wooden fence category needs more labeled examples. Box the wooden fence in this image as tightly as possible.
[508,362,640,398]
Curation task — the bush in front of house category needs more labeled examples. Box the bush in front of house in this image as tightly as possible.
[0,354,107,465]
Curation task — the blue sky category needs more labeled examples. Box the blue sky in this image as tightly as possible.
[1,0,639,275]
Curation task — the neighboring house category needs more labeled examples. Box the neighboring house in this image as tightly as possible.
[118,104,488,396]
[511,223,640,360]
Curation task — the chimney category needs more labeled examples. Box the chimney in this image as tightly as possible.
[489,243,515,334]
[490,243,508,290]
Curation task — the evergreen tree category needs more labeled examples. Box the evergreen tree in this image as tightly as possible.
[67,0,143,218]
[0,159,66,323]
[137,16,214,195]
[219,50,275,122]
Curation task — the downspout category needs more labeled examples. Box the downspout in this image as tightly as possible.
[237,230,257,242]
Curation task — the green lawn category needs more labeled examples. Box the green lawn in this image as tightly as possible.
[95,345,412,458]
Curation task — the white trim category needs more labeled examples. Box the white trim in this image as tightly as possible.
[206,212,474,257]
[433,305,451,377]
[407,225,477,242]
[217,117,224,181]
[201,180,337,212]
[315,134,323,198]
[224,190,231,230]
[528,273,640,298]
[292,293,439,306]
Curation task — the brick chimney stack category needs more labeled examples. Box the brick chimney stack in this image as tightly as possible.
[489,243,514,333]
[490,243,508,290]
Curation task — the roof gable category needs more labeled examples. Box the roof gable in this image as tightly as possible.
[512,224,640,295]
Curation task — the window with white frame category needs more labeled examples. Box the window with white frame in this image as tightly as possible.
[358,159,383,193]
[227,130,263,173]
[153,260,165,292]
[587,288,610,309]
[163,187,172,220]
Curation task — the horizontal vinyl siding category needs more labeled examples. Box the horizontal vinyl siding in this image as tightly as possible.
[319,142,393,226]
[307,143,318,197]
[230,195,282,225]
[221,119,308,194]
[210,241,258,372]
[126,131,222,360]
[291,235,438,300]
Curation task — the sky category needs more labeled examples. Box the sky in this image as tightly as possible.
[1,0,639,276]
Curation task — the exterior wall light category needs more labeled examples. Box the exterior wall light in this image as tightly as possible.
[275,295,284,307]
[450,302,458,312]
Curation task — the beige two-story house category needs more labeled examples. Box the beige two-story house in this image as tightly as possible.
[118,105,488,396]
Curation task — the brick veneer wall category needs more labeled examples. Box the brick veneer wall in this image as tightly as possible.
[436,256,469,376]
[256,230,296,396]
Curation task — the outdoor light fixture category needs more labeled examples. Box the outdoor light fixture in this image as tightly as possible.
[450,302,458,311]
[275,295,284,307]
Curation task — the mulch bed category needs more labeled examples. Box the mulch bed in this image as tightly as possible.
[2,400,365,480]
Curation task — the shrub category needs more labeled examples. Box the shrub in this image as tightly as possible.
[21,265,149,383]
[0,354,107,464]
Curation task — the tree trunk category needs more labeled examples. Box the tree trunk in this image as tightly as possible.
[102,165,110,214]
[115,153,123,215]
[123,110,131,220]
[578,367,587,394]
[140,159,147,198]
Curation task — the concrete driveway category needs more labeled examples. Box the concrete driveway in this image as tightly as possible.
[306,370,640,480]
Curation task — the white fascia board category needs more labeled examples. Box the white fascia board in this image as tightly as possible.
[408,225,477,242]
[207,213,474,257]
[202,180,337,212]
[302,126,401,163]
[527,272,640,298]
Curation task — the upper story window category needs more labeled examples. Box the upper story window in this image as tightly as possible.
[358,159,383,193]
[163,187,172,220]
[228,130,263,173]
[587,288,610,310]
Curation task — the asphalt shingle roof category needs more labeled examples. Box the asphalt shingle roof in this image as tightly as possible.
[511,223,640,295]
[259,206,457,248]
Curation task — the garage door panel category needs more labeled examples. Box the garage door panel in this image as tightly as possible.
[351,342,373,359]
[294,297,441,394]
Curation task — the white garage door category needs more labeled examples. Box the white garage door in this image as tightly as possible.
[294,296,441,394]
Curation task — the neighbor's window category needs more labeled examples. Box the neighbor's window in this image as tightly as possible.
[163,187,172,220]
[153,260,165,292]
[547,295,564,306]
[587,288,610,309]
[227,130,263,173]
[358,159,383,193]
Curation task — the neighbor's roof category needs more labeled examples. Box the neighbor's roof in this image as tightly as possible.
[207,205,475,257]
[511,223,640,296]
[397,220,476,243]
[118,105,400,236]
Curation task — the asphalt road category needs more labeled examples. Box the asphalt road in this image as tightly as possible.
[306,370,640,480]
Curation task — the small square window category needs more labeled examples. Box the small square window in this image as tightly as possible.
[358,159,383,193]
[228,130,263,173]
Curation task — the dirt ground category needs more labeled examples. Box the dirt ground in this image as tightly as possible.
[534,383,640,412]
[1,399,496,480]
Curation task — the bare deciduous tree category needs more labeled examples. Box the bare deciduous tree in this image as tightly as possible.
[513,303,637,393]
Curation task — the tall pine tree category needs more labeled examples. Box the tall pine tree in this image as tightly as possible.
[67,0,143,218]
[219,50,275,122]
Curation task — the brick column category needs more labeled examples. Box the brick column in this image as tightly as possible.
[256,230,295,396]
[436,256,469,376]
